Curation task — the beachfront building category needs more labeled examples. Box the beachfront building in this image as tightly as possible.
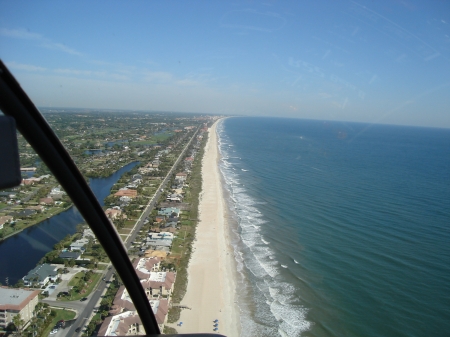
[157,207,180,217]
[23,264,58,286]
[140,272,176,298]
[98,311,143,336]
[151,299,169,331]
[0,287,40,330]
[146,232,173,248]
[103,286,169,333]
[166,193,183,202]
[133,257,161,279]
[109,286,135,316]
[175,172,187,181]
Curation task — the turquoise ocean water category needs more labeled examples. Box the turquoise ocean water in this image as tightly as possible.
[217,117,450,337]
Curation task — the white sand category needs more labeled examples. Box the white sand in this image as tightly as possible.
[176,120,240,336]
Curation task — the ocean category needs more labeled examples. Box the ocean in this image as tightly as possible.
[216,117,450,337]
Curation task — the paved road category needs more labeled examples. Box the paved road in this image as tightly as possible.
[53,127,200,337]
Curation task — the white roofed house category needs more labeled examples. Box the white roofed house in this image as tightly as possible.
[166,193,183,203]
[70,238,89,251]
[146,232,174,248]
[132,257,162,279]
[140,271,176,299]
[175,172,187,181]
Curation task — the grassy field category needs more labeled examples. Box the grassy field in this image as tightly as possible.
[41,309,76,337]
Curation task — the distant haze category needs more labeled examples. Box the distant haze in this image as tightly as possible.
[1,0,449,128]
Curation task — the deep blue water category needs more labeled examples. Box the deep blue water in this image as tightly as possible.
[0,161,138,285]
[218,117,450,337]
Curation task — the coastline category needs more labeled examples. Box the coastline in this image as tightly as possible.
[177,119,240,336]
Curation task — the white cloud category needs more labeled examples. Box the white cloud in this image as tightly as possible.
[0,27,82,56]
[6,61,47,72]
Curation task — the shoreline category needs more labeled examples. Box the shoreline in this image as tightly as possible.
[177,119,240,336]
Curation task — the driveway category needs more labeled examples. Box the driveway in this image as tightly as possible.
[46,266,88,301]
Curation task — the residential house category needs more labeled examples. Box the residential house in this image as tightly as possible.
[157,208,180,217]
[114,189,137,198]
[39,197,53,205]
[21,179,35,186]
[0,216,13,230]
[154,216,165,225]
[105,208,123,220]
[166,194,183,203]
[167,216,180,224]
[9,209,36,218]
[59,251,81,260]
[175,172,187,181]
[23,264,58,286]
[83,228,95,239]
[70,238,89,251]
[119,196,132,204]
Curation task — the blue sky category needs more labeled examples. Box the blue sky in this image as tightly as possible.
[1,0,449,127]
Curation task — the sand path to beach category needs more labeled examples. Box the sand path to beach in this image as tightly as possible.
[176,120,239,336]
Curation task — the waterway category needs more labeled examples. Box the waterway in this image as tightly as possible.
[0,162,139,285]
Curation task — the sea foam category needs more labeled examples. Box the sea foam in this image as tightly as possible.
[217,120,311,337]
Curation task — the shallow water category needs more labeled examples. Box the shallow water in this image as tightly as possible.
[217,117,450,337]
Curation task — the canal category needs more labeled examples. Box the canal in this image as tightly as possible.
[0,162,139,285]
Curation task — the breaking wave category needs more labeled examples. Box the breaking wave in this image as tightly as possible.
[216,121,311,337]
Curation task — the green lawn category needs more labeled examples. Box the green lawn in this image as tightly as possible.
[61,273,101,301]
[96,264,107,270]
[68,272,84,287]
[41,309,76,337]
[123,222,135,229]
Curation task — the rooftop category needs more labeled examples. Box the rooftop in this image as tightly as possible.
[0,287,40,311]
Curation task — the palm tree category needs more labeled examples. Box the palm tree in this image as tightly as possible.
[12,313,25,336]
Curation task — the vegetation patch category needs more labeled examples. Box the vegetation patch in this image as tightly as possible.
[167,132,208,323]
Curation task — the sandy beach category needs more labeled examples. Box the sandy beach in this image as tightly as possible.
[176,120,240,336]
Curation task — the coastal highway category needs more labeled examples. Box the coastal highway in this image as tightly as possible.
[58,127,200,337]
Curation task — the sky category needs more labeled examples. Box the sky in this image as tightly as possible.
[1,0,450,127]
